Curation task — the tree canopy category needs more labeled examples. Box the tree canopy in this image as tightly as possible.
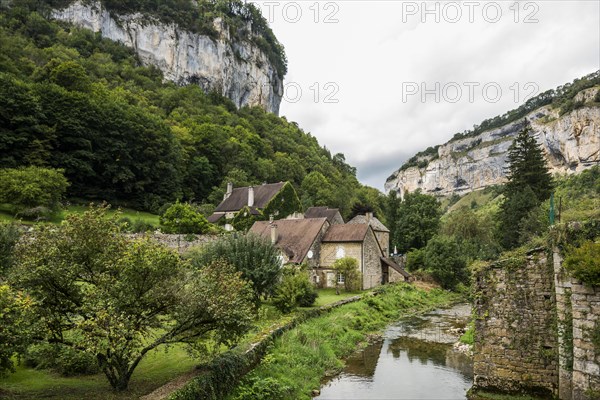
[0,2,367,216]
[10,206,254,390]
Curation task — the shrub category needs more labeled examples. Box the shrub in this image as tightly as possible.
[0,167,69,215]
[24,343,99,376]
[187,233,281,301]
[0,223,20,277]
[564,240,600,286]
[424,235,468,290]
[406,248,426,272]
[332,257,362,292]
[160,201,210,234]
[130,219,156,233]
[273,269,317,313]
[234,376,292,400]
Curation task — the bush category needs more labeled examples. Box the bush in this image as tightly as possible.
[332,257,362,292]
[0,167,69,215]
[160,201,210,234]
[424,235,468,290]
[272,269,317,313]
[24,343,99,376]
[187,233,281,301]
[234,376,292,400]
[130,219,156,233]
[406,248,426,272]
[564,240,600,286]
[0,223,20,277]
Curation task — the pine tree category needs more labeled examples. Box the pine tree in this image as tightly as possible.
[504,126,554,202]
[498,126,554,249]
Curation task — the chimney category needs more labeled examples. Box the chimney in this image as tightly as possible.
[270,223,277,244]
[248,186,254,207]
[224,182,233,200]
[366,212,373,221]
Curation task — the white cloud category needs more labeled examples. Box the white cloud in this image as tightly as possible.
[253,0,600,190]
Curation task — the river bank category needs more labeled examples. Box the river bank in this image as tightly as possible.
[225,283,462,400]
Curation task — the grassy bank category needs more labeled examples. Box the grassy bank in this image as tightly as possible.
[0,289,366,399]
[227,283,461,400]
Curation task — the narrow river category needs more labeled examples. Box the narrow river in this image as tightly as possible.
[316,303,473,400]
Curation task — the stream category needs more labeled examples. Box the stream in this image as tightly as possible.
[315,303,473,399]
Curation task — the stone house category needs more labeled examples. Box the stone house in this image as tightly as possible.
[347,212,389,255]
[249,212,409,290]
[248,217,329,268]
[208,182,301,231]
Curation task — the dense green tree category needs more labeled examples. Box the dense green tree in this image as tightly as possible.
[159,201,211,234]
[0,284,38,376]
[187,233,282,301]
[300,171,334,209]
[497,126,554,248]
[424,235,468,290]
[11,206,254,390]
[394,190,441,253]
[383,191,401,251]
[0,166,69,215]
[0,223,20,277]
[441,206,500,261]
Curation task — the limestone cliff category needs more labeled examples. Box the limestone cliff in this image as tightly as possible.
[52,1,283,114]
[385,87,600,197]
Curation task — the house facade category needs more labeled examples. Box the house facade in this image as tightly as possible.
[208,182,301,231]
[249,211,410,290]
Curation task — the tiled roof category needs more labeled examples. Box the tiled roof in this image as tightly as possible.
[347,215,389,232]
[322,224,370,242]
[249,218,328,264]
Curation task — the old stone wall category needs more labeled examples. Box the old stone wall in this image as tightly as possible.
[126,233,217,253]
[473,247,600,399]
[554,250,600,400]
[363,229,383,290]
[473,249,559,397]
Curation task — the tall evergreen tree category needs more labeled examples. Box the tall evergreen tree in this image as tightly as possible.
[498,126,554,248]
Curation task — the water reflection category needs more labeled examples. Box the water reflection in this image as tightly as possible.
[316,304,473,400]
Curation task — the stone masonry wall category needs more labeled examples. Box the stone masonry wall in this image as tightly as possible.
[126,233,217,253]
[363,229,383,290]
[473,247,600,399]
[473,249,559,397]
[554,250,600,400]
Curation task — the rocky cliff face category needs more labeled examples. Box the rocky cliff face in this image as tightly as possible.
[53,2,283,114]
[385,87,600,197]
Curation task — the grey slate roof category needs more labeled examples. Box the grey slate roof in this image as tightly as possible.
[249,218,328,264]
[304,207,343,223]
[347,215,389,232]
[214,182,286,212]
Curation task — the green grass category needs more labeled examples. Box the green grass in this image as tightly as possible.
[312,288,361,307]
[0,204,160,226]
[227,283,461,400]
[0,344,197,400]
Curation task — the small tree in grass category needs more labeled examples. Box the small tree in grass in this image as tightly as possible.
[188,233,282,302]
[332,257,362,292]
[11,206,254,390]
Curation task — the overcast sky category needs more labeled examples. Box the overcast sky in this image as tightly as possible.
[250,0,600,190]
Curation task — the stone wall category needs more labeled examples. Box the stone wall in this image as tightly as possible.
[554,250,600,400]
[473,248,559,397]
[473,247,600,399]
[126,233,217,253]
[363,229,383,290]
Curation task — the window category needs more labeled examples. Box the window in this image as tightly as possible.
[337,273,345,284]
[336,246,345,259]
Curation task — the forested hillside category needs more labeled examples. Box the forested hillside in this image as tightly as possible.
[0,1,369,216]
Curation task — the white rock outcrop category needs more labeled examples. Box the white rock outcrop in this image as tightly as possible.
[53,2,283,114]
[385,88,600,197]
